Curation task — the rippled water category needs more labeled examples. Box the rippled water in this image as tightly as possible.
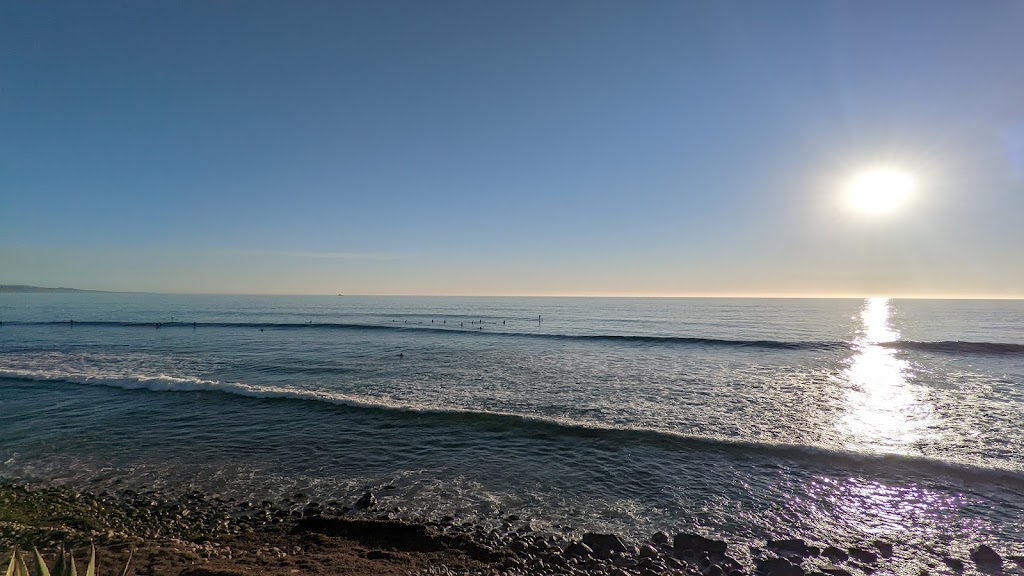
[1,295,1023,568]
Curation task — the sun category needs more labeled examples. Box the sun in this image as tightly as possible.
[843,167,917,215]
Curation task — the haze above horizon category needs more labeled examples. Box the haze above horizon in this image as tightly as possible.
[3,1,1023,298]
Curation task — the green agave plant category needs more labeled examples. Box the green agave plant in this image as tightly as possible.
[5,545,131,576]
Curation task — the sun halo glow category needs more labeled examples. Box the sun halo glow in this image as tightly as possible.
[843,167,917,216]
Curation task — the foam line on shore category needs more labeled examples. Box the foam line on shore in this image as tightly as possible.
[3,367,1023,486]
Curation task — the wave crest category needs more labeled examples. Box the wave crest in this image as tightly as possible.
[9,321,1022,355]
[883,340,1024,355]
[2,366,1022,486]
[2,320,845,351]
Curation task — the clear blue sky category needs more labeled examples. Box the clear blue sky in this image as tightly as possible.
[3,1,1023,296]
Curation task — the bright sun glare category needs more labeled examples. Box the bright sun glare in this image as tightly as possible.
[843,167,917,215]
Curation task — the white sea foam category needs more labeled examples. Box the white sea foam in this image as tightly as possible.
[2,364,1022,485]
[0,364,405,411]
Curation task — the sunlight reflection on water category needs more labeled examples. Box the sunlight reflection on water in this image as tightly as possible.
[840,298,936,454]
[814,300,972,554]
[806,475,980,539]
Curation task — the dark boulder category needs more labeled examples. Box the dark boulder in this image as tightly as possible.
[719,555,743,571]
[848,547,877,564]
[971,545,1002,568]
[942,557,964,572]
[583,532,630,558]
[354,491,377,509]
[639,544,659,559]
[510,539,529,554]
[819,566,853,576]
[822,547,848,563]
[675,532,728,555]
[769,539,815,557]
[650,531,671,545]
[545,553,566,566]
[703,564,725,576]
[871,540,894,558]
[565,541,594,559]
[665,556,687,570]
[756,557,805,576]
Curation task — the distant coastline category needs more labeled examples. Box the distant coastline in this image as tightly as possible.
[0,284,117,294]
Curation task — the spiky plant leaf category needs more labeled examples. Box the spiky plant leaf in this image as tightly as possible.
[5,549,16,576]
[84,545,95,576]
[119,549,133,576]
[33,548,52,576]
[67,549,78,576]
[53,547,75,576]
[52,546,66,576]
[14,553,30,576]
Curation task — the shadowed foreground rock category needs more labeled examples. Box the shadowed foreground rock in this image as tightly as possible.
[972,544,1002,569]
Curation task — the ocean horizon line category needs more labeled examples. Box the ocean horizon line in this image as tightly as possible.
[3,285,1024,300]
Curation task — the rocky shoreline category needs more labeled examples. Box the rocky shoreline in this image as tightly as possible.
[1,482,1021,576]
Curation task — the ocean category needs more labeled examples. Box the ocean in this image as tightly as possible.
[1,294,1022,568]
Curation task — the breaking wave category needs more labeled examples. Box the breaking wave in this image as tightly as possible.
[2,366,1022,486]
